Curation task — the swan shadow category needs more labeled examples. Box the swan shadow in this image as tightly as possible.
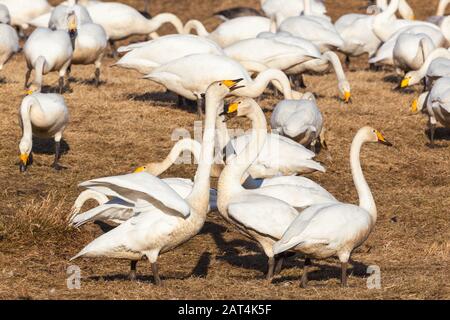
[189,252,212,278]
[0,77,6,84]
[425,127,450,143]
[271,259,370,285]
[31,137,70,155]
[68,77,107,87]
[126,91,176,104]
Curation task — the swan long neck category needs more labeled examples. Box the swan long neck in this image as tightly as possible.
[218,101,267,195]
[244,69,294,99]
[323,51,347,83]
[147,13,184,35]
[376,0,388,10]
[303,0,312,15]
[19,98,34,144]
[385,0,400,17]
[33,56,46,92]
[183,19,209,36]
[186,92,220,215]
[437,0,450,16]
[350,131,377,223]
[216,104,232,151]
[417,48,450,78]
[148,139,202,176]
[72,190,108,214]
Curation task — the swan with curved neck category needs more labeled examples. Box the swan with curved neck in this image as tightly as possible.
[401,48,450,87]
[216,98,335,279]
[18,90,69,172]
[144,54,300,117]
[0,0,52,31]
[273,126,392,287]
[70,79,242,285]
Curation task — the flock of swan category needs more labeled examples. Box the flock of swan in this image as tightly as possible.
[1,0,448,288]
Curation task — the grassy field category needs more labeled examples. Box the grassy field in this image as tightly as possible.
[0,0,448,299]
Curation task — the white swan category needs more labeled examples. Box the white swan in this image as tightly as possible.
[262,0,326,23]
[114,35,224,75]
[372,0,438,42]
[69,139,218,228]
[0,22,19,73]
[369,25,445,68]
[144,54,301,117]
[278,15,344,52]
[224,37,321,73]
[416,77,450,146]
[65,12,108,87]
[401,48,450,87]
[286,51,352,102]
[86,2,184,50]
[428,0,450,25]
[0,0,52,31]
[184,16,275,48]
[23,27,73,93]
[217,98,335,279]
[18,90,70,172]
[271,95,325,151]
[273,126,392,287]
[70,79,241,284]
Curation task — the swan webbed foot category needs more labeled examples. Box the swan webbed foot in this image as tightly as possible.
[300,257,311,288]
[129,260,138,281]
[151,262,162,286]
[341,262,348,288]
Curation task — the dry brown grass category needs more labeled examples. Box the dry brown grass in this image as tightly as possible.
[0,0,449,300]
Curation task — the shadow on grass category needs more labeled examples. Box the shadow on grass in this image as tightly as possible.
[32,137,70,155]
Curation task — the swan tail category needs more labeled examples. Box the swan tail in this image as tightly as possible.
[298,160,326,173]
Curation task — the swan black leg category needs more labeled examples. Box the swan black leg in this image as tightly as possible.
[197,97,204,118]
[274,256,284,275]
[129,260,138,281]
[341,262,348,287]
[58,77,65,94]
[266,256,275,280]
[345,56,351,69]
[95,67,100,87]
[300,258,311,288]
[25,68,31,89]
[109,40,118,58]
[51,141,65,170]
[151,262,162,286]
[429,123,436,147]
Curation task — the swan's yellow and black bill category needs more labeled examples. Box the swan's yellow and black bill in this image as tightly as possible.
[25,89,34,95]
[375,130,393,146]
[134,166,146,173]
[220,101,239,122]
[344,91,351,103]
[401,77,410,88]
[19,154,29,173]
[411,99,418,113]
[222,78,244,91]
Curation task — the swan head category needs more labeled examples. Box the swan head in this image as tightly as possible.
[67,11,78,41]
[338,80,352,103]
[411,92,428,114]
[205,79,245,100]
[401,71,420,88]
[359,127,393,146]
[19,141,32,173]
[25,84,40,96]
[134,163,163,176]
[220,97,258,121]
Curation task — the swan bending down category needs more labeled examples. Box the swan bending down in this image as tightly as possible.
[271,95,325,151]
[144,54,301,117]
[18,90,69,172]
[69,138,218,229]
[184,16,275,48]
[273,127,392,287]
[286,51,351,102]
[217,98,336,279]
[47,1,92,30]
[70,79,241,285]
[86,2,184,53]
[0,23,19,73]
[413,77,450,146]
[23,28,73,93]
[401,48,450,88]
[114,35,224,75]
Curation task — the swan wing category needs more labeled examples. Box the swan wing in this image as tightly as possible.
[228,194,298,239]
[79,172,191,218]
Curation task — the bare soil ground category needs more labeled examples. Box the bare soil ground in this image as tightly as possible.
[0,0,449,300]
